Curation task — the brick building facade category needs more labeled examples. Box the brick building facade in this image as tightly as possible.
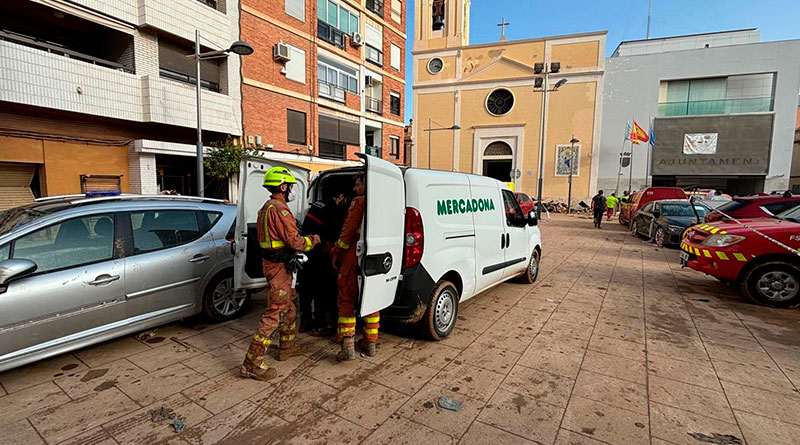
[241,0,407,174]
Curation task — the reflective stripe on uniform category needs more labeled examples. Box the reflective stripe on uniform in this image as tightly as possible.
[303,236,313,252]
[280,335,294,342]
[336,239,350,249]
[733,253,747,261]
[364,328,378,335]
[364,316,380,323]
[253,333,271,346]
[338,317,356,324]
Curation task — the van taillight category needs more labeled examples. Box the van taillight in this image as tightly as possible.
[404,207,424,269]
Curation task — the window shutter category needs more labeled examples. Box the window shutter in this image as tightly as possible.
[286,0,305,21]
[285,45,306,84]
[365,23,382,48]
[287,110,307,144]
[390,44,401,70]
[391,0,402,23]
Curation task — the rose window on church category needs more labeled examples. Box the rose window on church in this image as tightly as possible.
[486,89,514,116]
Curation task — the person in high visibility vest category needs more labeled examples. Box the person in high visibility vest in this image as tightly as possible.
[241,166,321,381]
[331,174,379,360]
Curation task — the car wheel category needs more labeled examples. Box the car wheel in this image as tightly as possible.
[619,214,627,225]
[202,271,250,322]
[655,227,666,247]
[516,249,540,284]
[630,219,639,237]
[419,280,459,340]
[741,261,800,308]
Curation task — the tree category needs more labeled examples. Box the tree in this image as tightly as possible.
[203,136,256,180]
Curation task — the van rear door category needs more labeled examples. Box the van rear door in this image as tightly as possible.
[234,156,310,289]
[358,154,405,316]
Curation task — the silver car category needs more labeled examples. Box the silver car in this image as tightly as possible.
[0,195,248,372]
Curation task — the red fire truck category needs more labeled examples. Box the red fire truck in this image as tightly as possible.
[680,205,800,308]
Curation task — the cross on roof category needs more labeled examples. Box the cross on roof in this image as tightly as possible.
[497,18,510,41]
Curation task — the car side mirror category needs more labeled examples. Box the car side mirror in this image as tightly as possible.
[528,214,538,226]
[0,259,37,289]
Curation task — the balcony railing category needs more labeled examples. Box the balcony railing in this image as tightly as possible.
[196,0,218,11]
[657,97,774,117]
[317,21,345,50]
[0,29,132,73]
[365,45,383,67]
[366,0,384,16]
[366,146,382,157]
[365,96,382,114]
[319,80,346,103]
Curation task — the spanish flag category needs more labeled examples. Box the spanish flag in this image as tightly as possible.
[629,120,650,145]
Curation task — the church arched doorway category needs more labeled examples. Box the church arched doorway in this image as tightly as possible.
[482,141,513,182]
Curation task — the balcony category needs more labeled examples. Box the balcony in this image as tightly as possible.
[0,38,142,122]
[318,21,345,50]
[138,0,231,50]
[319,80,346,103]
[1,30,133,73]
[365,45,383,67]
[657,98,774,117]
[366,146,382,157]
[365,96,382,114]
[142,75,241,135]
[366,0,384,16]
[159,68,220,93]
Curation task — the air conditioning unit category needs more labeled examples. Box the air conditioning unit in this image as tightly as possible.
[273,42,291,62]
[365,75,374,87]
[350,32,364,47]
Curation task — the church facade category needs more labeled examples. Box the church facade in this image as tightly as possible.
[412,0,606,204]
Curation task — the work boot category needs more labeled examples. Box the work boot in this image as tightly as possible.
[357,338,376,357]
[337,337,356,362]
[277,340,308,361]
[240,341,277,381]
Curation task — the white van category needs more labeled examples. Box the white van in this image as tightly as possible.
[234,154,541,339]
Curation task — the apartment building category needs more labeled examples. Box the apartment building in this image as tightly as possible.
[0,0,243,207]
[240,0,407,174]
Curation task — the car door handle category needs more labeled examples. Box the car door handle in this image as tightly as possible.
[88,274,120,286]
[189,254,211,263]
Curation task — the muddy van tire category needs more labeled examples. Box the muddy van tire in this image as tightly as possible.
[419,280,459,340]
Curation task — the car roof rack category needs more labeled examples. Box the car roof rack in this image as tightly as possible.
[69,194,226,206]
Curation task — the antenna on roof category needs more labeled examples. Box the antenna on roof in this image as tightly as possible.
[646,0,653,39]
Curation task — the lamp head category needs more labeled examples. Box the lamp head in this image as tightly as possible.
[553,78,568,90]
[450,125,461,130]
[228,41,254,56]
[570,137,579,144]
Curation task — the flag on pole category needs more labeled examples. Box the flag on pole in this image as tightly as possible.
[649,123,656,148]
[624,121,632,141]
[629,120,649,145]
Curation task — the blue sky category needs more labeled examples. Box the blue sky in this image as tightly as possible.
[403,0,800,123]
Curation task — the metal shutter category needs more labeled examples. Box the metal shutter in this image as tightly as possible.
[0,163,35,210]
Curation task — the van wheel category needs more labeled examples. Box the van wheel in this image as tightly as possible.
[517,249,540,284]
[419,280,459,340]
[202,271,251,322]
[741,261,800,308]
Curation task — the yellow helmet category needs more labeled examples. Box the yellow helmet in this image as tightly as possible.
[263,166,297,187]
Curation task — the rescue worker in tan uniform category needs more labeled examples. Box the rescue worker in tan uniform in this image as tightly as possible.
[331,174,380,360]
[241,166,320,381]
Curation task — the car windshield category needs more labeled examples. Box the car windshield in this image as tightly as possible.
[715,199,748,213]
[774,205,800,223]
[661,204,705,217]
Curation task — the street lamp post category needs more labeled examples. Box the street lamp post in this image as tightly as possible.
[424,118,460,169]
[534,61,567,220]
[188,31,254,196]
[566,136,579,214]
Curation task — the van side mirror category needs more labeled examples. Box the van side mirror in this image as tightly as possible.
[528,214,538,226]
[0,259,37,290]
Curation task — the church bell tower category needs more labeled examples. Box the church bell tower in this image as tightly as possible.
[414,0,471,52]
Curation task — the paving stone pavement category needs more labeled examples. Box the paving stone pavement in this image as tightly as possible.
[2,215,800,445]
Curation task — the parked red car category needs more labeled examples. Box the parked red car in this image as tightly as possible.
[704,194,800,222]
[515,192,535,215]
[681,204,800,307]
[618,187,686,225]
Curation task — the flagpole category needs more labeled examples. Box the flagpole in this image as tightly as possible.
[615,128,628,196]
[628,118,635,193]
[645,117,652,187]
